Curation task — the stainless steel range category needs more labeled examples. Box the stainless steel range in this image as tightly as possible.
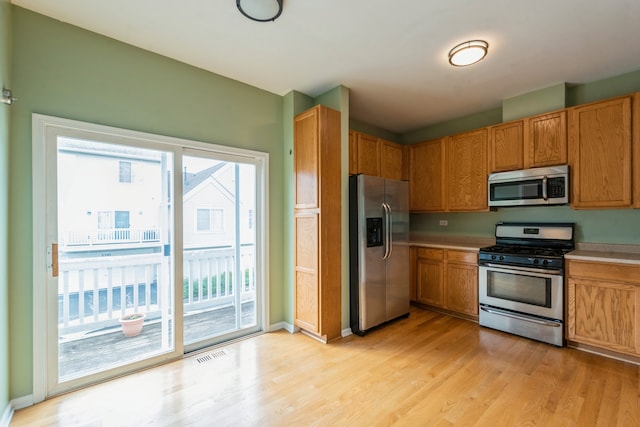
[478,222,575,347]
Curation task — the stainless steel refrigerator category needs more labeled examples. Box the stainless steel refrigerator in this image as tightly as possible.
[349,174,410,335]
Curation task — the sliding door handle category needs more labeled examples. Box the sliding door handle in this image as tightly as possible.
[51,243,59,277]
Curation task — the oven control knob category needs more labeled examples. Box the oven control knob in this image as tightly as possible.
[491,255,497,260]
[533,259,539,264]
[542,259,549,265]
[499,255,505,261]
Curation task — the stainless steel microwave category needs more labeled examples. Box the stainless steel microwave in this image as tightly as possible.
[488,165,569,207]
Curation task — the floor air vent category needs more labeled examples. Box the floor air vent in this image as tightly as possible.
[195,349,227,365]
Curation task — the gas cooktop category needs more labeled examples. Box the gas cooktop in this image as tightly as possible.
[478,222,575,270]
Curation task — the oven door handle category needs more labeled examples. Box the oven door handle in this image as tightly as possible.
[480,306,561,328]
[482,263,562,275]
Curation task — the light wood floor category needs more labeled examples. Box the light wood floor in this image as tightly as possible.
[11,307,640,426]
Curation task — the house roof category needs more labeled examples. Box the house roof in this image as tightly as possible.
[183,163,227,195]
[11,1,640,133]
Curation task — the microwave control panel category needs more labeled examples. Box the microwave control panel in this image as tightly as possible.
[547,177,565,198]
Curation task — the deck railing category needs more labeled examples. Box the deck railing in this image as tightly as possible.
[58,244,256,337]
[61,227,161,248]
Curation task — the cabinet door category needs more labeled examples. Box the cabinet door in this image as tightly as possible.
[357,133,380,176]
[416,253,444,307]
[490,121,523,172]
[445,262,478,316]
[525,111,567,168]
[409,139,445,211]
[294,109,319,209]
[569,96,633,208]
[348,130,358,175]
[447,129,488,211]
[380,139,404,180]
[293,212,319,333]
[567,277,639,356]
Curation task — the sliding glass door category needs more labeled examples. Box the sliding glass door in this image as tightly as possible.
[34,115,267,398]
[182,154,259,351]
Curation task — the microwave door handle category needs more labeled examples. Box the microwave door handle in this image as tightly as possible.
[542,176,548,200]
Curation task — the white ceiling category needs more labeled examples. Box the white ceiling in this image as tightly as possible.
[10,0,640,134]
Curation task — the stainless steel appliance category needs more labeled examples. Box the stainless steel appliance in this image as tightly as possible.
[349,174,410,335]
[488,165,569,207]
[478,222,575,346]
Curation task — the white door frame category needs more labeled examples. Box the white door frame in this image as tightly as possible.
[32,114,270,401]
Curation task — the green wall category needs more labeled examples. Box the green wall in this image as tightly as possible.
[10,7,285,398]
[409,69,640,244]
[0,0,11,416]
[349,118,400,143]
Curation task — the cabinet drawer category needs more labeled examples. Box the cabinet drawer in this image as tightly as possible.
[447,250,477,264]
[416,247,444,261]
[568,260,640,284]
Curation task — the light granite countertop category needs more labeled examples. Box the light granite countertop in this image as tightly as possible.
[410,234,495,252]
[410,235,640,264]
[565,242,640,266]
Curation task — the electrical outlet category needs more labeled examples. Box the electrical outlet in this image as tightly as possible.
[439,220,448,226]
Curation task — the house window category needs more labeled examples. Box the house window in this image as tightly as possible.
[114,211,130,229]
[196,208,224,232]
[97,211,114,229]
[119,161,132,183]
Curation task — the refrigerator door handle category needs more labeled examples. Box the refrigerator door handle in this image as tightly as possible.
[386,203,393,259]
[382,203,392,260]
[381,203,388,259]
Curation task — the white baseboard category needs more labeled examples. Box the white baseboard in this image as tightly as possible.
[0,402,13,427]
[269,321,297,333]
[0,394,32,427]
[10,395,33,411]
[342,328,353,337]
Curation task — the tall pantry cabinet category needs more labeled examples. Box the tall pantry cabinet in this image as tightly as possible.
[293,105,342,342]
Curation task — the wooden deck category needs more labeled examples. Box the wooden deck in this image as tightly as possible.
[59,302,256,380]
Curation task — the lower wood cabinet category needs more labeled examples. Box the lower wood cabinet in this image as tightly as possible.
[412,247,478,319]
[566,260,640,358]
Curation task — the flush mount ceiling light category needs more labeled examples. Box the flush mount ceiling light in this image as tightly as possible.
[448,40,489,67]
[236,0,283,22]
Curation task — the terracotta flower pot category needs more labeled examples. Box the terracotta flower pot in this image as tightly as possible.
[119,313,146,337]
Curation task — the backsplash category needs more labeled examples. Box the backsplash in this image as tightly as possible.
[410,206,640,244]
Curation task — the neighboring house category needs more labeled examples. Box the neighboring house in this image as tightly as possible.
[57,139,164,255]
[58,141,254,256]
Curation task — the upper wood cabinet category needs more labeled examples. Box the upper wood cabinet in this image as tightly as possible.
[409,138,445,211]
[489,111,567,174]
[568,94,639,209]
[490,120,524,172]
[379,139,405,180]
[349,130,407,180]
[525,110,567,168]
[356,132,380,176]
[447,129,488,211]
[410,131,487,212]
[293,105,342,342]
